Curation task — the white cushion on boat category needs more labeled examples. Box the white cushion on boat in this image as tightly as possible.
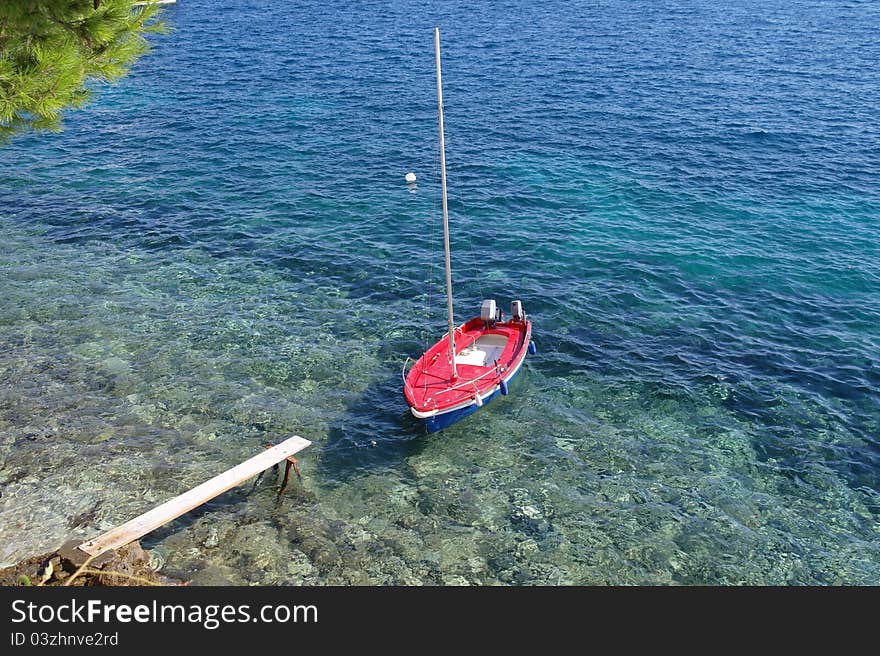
[455,334,507,367]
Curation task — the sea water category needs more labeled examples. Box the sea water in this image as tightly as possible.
[0,0,878,584]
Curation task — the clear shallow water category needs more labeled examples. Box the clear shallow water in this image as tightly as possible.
[1,0,878,584]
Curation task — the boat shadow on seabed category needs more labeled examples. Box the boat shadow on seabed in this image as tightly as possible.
[310,370,431,486]
[311,351,535,489]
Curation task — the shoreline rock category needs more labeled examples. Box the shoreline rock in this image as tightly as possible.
[0,540,186,586]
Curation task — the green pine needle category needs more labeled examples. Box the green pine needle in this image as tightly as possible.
[0,0,168,144]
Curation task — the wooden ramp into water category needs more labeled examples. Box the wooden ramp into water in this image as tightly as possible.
[78,436,311,558]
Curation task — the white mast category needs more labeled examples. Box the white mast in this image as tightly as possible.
[434,27,457,379]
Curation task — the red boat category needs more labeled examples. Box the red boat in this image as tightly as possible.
[404,300,534,432]
[403,29,535,432]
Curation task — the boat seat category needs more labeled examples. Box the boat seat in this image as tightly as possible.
[456,334,507,367]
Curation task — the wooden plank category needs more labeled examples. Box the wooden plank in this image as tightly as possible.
[78,436,311,557]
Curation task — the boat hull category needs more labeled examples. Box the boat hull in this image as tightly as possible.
[422,352,526,432]
[404,315,532,433]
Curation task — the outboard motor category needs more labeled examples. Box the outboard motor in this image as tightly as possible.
[481,299,502,324]
[511,300,526,322]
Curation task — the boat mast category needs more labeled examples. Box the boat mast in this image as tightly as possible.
[434,27,457,379]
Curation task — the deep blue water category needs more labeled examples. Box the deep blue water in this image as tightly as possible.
[1,0,878,584]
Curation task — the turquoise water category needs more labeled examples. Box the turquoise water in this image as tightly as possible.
[1,0,878,584]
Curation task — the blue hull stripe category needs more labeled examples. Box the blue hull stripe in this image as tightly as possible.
[423,364,524,433]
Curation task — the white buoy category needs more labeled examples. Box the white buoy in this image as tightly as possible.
[405,172,417,184]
